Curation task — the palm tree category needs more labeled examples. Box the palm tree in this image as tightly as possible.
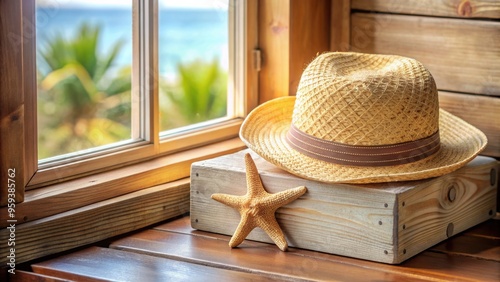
[37,23,131,159]
[159,59,227,131]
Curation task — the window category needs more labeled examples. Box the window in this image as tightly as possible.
[1,0,330,266]
[30,0,247,186]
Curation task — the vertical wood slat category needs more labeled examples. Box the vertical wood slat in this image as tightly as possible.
[258,0,331,103]
[258,0,290,103]
[330,0,351,51]
[0,0,36,205]
[245,0,259,113]
[22,0,38,187]
[289,0,331,95]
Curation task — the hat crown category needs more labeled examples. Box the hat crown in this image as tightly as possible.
[292,52,439,146]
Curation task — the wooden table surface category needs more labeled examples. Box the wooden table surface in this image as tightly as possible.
[9,214,500,282]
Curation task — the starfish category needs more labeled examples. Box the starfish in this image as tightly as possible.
[211,153,307,251]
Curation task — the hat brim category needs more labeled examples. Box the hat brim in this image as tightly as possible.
[240,96,488,184]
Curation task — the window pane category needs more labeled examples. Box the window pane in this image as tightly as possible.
[158,0,229,132]
[36,0,133,160]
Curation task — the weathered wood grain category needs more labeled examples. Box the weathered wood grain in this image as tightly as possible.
[352,0,500,19]
[0,180,190,264]
[190,150,498,264]
[397,156,498,262]
[439,91,500,157]
[350,13,500,96]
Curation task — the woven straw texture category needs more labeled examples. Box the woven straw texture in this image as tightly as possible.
[240,52,487,183]
[293,52,438,145]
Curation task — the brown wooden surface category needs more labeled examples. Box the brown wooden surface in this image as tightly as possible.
[330,0,351,51]
[0,0,30,206]
[439,91,500,157]
[22,0,38,186]
[7,270,71,282]
[20,215,499,282]
[31,247,276,282]
[289,0,331,95]
[258,0,331,102]
[350,13,500,96]
[258,0,290,103]
[352,0,500,19]
[0,180,190,264]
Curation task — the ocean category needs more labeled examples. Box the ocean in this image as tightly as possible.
[36,7,229,78]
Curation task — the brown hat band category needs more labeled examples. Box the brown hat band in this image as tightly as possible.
[286,125,441,166]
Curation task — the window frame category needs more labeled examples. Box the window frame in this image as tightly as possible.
[30,0,247,187]
[1,0,333,265]
[1,0,255,238]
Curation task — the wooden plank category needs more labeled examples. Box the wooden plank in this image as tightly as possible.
[439,91,500,157]
[112,229,430,281]
[0,0,26,206]
[114,217,500,281]
[330,0,350,51]
[289,0,331,94]
[190,150,497,263]
[0,180,190,264]
[350,13,500,96]
[352,0,500,19]
[156,217,500,263]
[7,270,72,282]
[258,0,290,103]
[464,216,500,239]
[0,138,244,227]
[32,246,272,282]
[431,234,500,262]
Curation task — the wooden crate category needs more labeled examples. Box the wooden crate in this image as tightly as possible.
[190,149,498,264]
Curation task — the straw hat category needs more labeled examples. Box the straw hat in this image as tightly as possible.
[240,52,487,183]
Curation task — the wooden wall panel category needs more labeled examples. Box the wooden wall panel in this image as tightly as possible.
[331,0,351,51]
[352,0,500,19]
[350,13,500,96]
[439,91,500,157]
[258,0,331,102]
[289,0,331,95]
[258,0,290,103]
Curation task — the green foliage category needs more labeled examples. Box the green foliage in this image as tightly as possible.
[159,59,227,131]
[37,22,228,160]
[37,23,131,159]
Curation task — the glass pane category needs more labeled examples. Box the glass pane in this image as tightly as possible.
[158,0,229,132]
[36,0,133,160]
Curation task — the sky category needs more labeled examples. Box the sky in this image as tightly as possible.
[37,0,229,10]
